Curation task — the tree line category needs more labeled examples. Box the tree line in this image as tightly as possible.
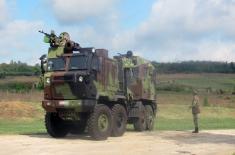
[152,61,235,73]
[0,60,40,78]
[0,60,235,78]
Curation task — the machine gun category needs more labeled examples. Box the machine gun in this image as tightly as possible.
[39,30,59,47]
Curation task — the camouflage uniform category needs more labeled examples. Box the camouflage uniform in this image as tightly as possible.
[191,93,200,133]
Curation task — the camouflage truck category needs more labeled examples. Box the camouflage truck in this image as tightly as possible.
[39,30,157,140]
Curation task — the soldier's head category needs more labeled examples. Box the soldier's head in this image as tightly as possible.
[59,32,70,46]
[59,32,70,41]
[193,90,198,96]
[126,51,133,58]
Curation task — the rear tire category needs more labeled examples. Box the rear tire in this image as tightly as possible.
[87,104,112,140]
[145,105,155,131]
[111,104,127,137]
[45,112,69,138]
[133,103,147,131]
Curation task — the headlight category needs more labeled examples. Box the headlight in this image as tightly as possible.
[46,102,51,106]
[47,66,51,71]
[47,61,52,71]
[78,76,83,82]
[46,78,50,84]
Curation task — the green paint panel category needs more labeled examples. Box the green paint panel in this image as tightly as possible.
[43,36,50,43]
[48,47,64,58]
[54,83,77,99]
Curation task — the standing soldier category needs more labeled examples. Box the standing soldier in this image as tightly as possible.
[191,90,200,133]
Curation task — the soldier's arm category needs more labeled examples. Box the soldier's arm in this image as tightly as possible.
[194,97,200,107]
[192,97,198,107]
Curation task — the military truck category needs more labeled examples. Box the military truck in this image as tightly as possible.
[39,30,157,140]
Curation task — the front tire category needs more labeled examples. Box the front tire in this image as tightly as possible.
[45,112,69,138]
[111,104,127,137]
[87,104,112,140]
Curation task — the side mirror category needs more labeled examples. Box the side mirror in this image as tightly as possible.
[39,54,47,74]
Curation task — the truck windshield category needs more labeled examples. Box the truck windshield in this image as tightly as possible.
[69,55,88,70]
[47,58,66,71]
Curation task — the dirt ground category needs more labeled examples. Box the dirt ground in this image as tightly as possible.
[0,130,234,155]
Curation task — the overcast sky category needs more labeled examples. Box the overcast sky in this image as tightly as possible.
[0,0,235,64]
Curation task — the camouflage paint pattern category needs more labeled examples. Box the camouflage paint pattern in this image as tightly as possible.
[114,55,157,101]
[40,31,157,116]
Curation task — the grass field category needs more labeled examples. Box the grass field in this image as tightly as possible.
[0,74,234,134]
[1,99,234,134]
[0,119,45,134]
[0,76,38,84]
[0,101,45,134]
[156,73,235,130]
[158,73,235,92]
[0,76,41,94]
[156,94,235,130]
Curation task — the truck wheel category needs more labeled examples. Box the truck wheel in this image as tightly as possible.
[111,104,127,137]
[133,104,147,131]
[145,105,155,131]
[87,104,112,140]
[45,112,69,138]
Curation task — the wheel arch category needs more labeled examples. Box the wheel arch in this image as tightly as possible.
[97,97,127,111]
[141,100,157,115]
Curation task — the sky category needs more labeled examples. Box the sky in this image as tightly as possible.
[0,0,235,64]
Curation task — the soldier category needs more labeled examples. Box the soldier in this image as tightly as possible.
[191,90,200,133]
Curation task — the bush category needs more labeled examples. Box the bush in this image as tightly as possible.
[156,83,192,92]
[0,82,34,93]
[0,72,6,79]
[35,77,44,90]
[232,86,235,95]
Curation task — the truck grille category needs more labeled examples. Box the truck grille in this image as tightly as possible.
[51,81,86,100]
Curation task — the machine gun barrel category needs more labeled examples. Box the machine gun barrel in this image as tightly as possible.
[38,30,51,37]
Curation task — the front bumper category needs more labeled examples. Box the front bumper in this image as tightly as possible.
[42,99,96,112]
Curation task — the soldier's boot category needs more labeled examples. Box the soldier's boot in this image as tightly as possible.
[192,127,199,133]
